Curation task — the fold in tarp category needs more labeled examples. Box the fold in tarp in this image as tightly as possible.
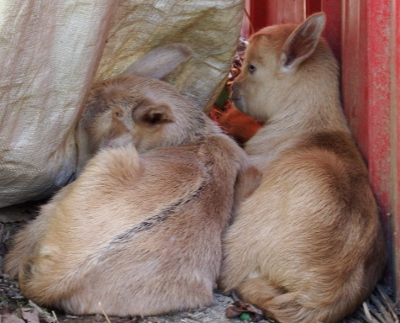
[0,0,244,207]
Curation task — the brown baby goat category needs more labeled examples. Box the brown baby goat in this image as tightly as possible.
[4,44,260,317]
[219,13,386,323]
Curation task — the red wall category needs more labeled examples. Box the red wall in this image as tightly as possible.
[341,0,393,285]
[244,0,400,301]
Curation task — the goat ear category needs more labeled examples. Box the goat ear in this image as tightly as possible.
[134,103,174,126]
[234,165,261,204]
[280,12,326,69]
[122,43,192,80]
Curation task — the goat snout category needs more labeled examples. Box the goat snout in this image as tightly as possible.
[230,84,245,112]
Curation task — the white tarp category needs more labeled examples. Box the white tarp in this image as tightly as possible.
[0,0,244,207]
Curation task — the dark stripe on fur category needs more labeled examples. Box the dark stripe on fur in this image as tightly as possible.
[105,182,205,248]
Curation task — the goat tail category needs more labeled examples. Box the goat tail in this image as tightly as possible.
[18,252,83,310]
[236,277,356,323]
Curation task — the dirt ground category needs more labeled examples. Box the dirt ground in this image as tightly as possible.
[1,203,399,323]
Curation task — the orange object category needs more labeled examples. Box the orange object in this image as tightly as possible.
[209,103,262,146]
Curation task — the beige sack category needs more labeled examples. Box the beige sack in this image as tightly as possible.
[0,0,244,207]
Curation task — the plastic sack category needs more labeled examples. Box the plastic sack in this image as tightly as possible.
[0,0,244,207]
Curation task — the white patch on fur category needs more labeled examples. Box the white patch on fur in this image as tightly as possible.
[247,271,260,279]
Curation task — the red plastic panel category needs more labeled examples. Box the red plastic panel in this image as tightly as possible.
[306,0,321,16]
[246,0,340,60]
[248,0,305,32]
[391,0,400,301]
[341,0,398,295]
[265,0,305,25]
[321,0,341,61]
[248,0,268,33]
[241,0,252,39]
[342,0,392,234]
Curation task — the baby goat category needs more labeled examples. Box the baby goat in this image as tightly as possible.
[5,44,260,317]
[220,13,386,323]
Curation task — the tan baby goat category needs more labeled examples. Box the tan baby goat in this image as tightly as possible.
[220,13,386,323]
[5,44,259,317]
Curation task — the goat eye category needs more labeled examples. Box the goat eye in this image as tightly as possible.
[248,63,256,73]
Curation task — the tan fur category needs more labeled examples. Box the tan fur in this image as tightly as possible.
[4,45,260,316]
[220,13,386,323]
[75,43,195,174]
